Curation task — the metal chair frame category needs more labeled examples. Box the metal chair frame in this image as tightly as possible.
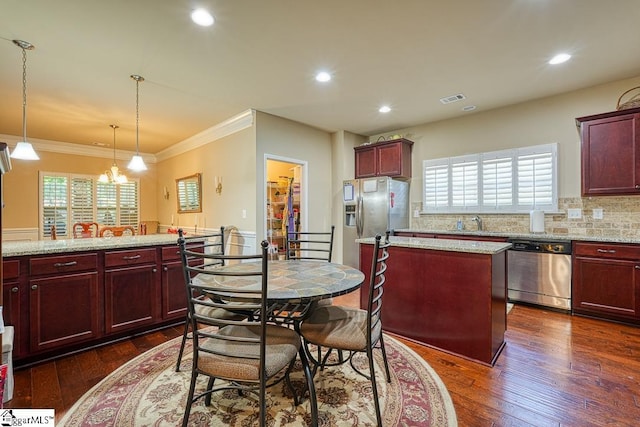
[178,231,318,427]
[300,231,392,426]
[284,225,335,262]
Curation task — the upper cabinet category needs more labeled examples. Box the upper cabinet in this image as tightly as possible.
[354,138,413,180]
[577,107,640,196]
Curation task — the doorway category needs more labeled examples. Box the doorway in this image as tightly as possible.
[265,156,306,260]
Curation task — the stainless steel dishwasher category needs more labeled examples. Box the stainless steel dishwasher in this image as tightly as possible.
[507,239,572,312]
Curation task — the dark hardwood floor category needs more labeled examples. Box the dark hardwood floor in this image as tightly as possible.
[6,294,640,426]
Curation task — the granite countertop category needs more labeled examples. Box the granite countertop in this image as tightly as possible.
[395,228,640,244]
[357,236,511,255]
[2,234,185,257]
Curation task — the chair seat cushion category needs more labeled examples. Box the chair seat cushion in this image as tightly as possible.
[300,305,381,351]
[199,324,301,381]
[193,297,247,321]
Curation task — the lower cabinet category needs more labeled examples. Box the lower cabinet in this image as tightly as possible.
[104,248,160,334]
[2,260,22,358]
[161,245,187,320]
[29,271,100,352]
[572,242,640,323]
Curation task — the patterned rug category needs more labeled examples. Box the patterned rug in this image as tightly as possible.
[59,334,457,426]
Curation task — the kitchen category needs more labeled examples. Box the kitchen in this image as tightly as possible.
[1,1,640,425]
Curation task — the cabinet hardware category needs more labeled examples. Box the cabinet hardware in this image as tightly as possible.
[31,284,38,290]
[163,266,168,272]
[152,268,157,273]
[636,184,640,189]
[596,249,616,254]
[636,266,640,270]
[54,261,78,267]
[11,287,18,293]
[122,254,142,260]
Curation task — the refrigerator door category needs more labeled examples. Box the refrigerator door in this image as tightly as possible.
[388,178,409,231]
[342,179,360,268]
[360,177,391,238]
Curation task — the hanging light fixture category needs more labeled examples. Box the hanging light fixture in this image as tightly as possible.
[99,125,128,184]
[128,74,147,172]
[10,39,39,160]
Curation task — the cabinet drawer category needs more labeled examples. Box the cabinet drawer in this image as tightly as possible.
[3,260,20,280]
[161,243,203,261]
[105,248,157,268]
[30,253,98,275]
[573,242,640,260]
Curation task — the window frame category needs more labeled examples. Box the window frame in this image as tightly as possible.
[422,143,558,214]
[39,171,140,239]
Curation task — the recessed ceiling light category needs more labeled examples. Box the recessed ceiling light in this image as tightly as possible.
[379,106,391,113]
[315,71,331,82]
[191,9,214,26]
[549,53,571,65]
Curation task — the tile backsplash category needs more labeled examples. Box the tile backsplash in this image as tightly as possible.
[411,196,640,238]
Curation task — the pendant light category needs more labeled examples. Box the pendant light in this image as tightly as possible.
[99,125,128,184]
[10,39,39,160]
[128,74,147,171]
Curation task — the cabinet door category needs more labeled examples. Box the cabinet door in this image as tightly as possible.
[377,142,408,177]
[355,146,377,178]
[104,264,159,334]
[161,260,187,320]
[29,272,100,352]
[581,112,640,195]
[572,256,640,320]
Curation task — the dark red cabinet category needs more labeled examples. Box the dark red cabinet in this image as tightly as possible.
[577,107,640,196]
[355,138,413,180]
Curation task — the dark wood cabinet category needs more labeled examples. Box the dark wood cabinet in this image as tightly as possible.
[572,241,640,323]
[161,245,187,320]
[104,248,160,334]
[28,253,100,353]
[577,107,640,196]
[2,260,22,358]
[355,138,413,180]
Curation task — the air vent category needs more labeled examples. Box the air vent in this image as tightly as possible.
[439,93,466,104]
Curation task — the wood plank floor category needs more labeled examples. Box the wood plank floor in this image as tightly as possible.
[6,295,640,426]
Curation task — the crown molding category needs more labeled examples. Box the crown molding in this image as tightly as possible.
[0,133,157,163]
[155,109,255,162]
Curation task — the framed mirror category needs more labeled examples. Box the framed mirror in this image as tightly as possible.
[176,173,202,213]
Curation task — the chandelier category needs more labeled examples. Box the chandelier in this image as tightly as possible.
[99,125,128,184]
[10,39,39,160]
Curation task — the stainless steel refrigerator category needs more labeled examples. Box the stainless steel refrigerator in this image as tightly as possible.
[342,176,409,268]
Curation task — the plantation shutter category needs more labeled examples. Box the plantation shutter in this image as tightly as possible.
[517,145,556,209]
[451,156,478,208]
[118,181,139,226]
[482,151,513,209]
[97,182,117,225]
[423,159,449,209]
[71,177,95,224]
[42,175,69,238]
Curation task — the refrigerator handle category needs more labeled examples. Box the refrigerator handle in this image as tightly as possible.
[356,195,363,237]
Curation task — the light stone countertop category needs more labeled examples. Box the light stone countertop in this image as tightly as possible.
[395,228,640,244]
[357,236,511,255]
[2,234,184,257]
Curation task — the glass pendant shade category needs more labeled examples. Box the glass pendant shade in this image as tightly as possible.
[128,155,147,171]
[100,125,128,184]
[11,141,39,160]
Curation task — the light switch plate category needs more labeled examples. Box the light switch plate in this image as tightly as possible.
[593,208,603,219]
[567,208,582,219]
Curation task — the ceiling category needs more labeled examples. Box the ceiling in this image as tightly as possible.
[1,0,640,155]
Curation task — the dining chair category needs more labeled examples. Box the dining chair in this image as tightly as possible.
[98,225,135,237]
[284,225,335,262]
[175,227,247,372]
[177,234,317,427]
[72,222,99,238]
[299,231,392,427]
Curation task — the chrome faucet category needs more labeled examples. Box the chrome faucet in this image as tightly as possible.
[471,215,483,231]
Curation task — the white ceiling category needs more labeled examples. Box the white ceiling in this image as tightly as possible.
[1,0,639,155]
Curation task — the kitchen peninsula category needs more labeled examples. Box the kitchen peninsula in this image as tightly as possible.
[2,234,193,366]
[359,235,511,365]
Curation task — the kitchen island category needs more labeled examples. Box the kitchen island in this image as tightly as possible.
[359,236,511,365]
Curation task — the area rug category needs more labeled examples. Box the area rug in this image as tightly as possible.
[59,334,457,426]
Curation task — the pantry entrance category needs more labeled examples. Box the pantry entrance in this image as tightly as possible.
[265,157,305,260]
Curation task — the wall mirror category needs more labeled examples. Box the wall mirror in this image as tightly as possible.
[176,173,202,213]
